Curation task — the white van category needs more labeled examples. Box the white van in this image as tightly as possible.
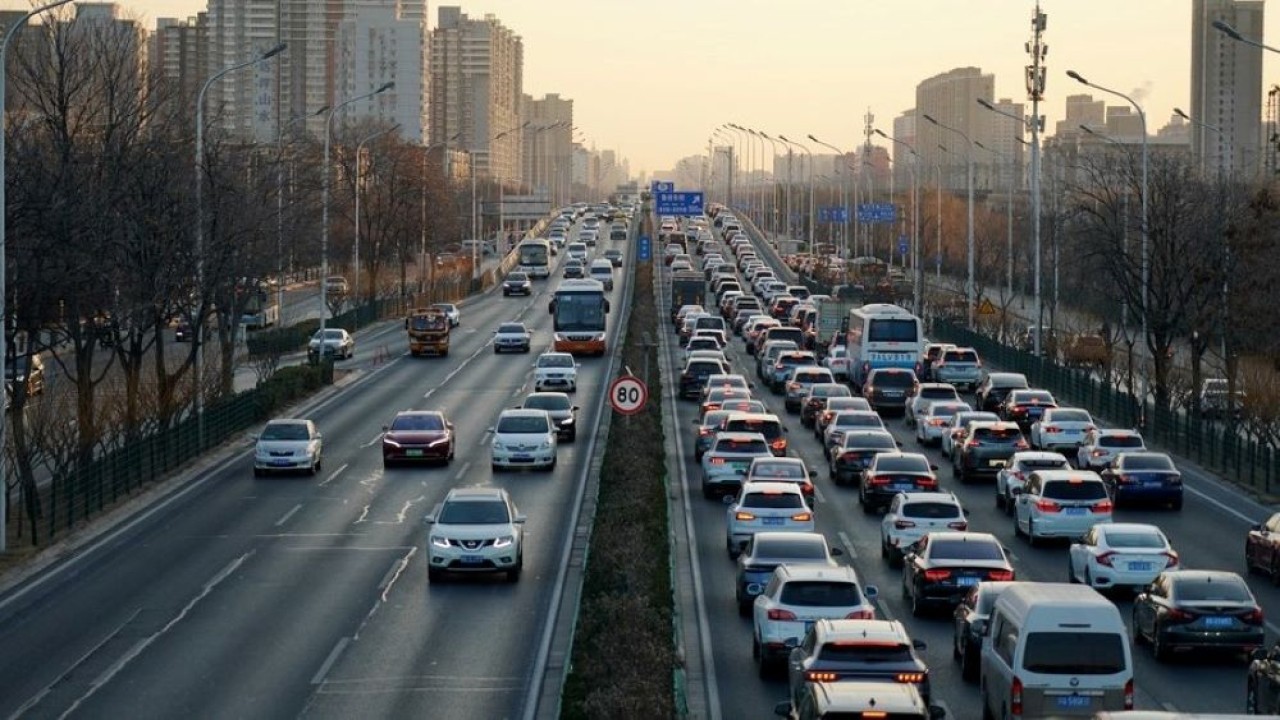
[588,259,614,291]
[981,583,1133,719]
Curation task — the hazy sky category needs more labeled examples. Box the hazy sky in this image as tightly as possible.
[4,0,1279,176]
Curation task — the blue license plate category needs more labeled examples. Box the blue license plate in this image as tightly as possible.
[762,517,784,526]
[956,576,980,586]
[1057,695,1091,709]
[1203,616,1233,628]
[892,484,914,492]
[514,454,533,460]
[460,555,483,564]
[1128,561,1154,572]
[1143,481,1164,487]
[1064,507,1088,515]
[271,460,293,466]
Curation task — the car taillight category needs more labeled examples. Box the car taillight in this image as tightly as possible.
[1011,677,1024,716]
[767,608,797,621]
[791,512,813,522]
[1116,474,1134,484]
[1245,607,1266,625]
[928,418,946,427]
[735,511,756,521]
[988,569,1015,581]
[806,671,838,682]
[821,411,834,424]
[1092,449,1107,457]
[947,521,969,530]
[710,458,726,465]
[1095,551,1116,567]
[1092,500,1114,514]
[864,385,875,395]
[771,437,787,449]
[894,520,917,529]
[1124,679,1134,710]
[966,438,981,448]
[868,475,890,486]
[846,609,875,620]
[1035,499,1061,513]
[918,478,939,489]
[699,428,714,436]
[1043,426,1060,434]
[1164,551,1180,568]
[896,672,926,683]
[801,481,814,495]
[923,569,952,581]
[1165,608,1193,623]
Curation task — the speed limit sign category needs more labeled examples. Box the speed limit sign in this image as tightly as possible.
[608,375,649,415]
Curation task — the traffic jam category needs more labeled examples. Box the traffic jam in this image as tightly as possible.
[657,203,1277,719]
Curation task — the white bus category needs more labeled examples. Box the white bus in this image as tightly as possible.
[845,303,925,388]
[517,238,552,279]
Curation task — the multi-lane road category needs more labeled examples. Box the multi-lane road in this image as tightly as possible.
[0,220,628,719]
[663,217,1277,718]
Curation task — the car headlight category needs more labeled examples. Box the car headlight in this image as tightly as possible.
[560,417,575,426]
[493,535,514,549]
[430,536,450,549]
[492,440,506,451]
[427,437,450,447]
[539,441,553,450]
[383,437,402,448]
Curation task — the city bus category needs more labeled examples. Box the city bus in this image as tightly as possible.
[845,303,924,389]
[548,278,610,355]
[517,238,552,279]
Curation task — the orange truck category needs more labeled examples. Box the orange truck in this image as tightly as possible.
[406,308,450,356]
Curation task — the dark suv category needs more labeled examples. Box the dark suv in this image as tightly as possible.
[861,367,919,414]
[680,358,730,400]
[975,372,1029,413]
[952,421,1028,483]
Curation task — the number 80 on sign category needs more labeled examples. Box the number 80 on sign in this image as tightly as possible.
[608,376,648,415]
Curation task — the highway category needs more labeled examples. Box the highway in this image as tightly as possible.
[662,218,1275,719]
[0,219,629,719]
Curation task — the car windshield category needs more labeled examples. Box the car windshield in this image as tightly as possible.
[700,411,731,429]
[942,350,978,362]
[438,500,510,525]
[1016,457,1068,470]
[498,324,526,334]
[496,416,549,434]
[873,371,915,387]
[260,423,309,441]
[812,385,851,398]
[742,491,805,509]
[929,538,1005,561]
[1173,578,1252,602]
[313,329,344,340]
[1022,633,1126,675]
[929,404,967,418]
[843,433,897,450]
[754,538,828,561]
[715,438,769,454]
[875,456,931,473]
[1013,391,1055,404]
[724,420,782,440]
[524,395,571,411]
[903,502,961,519]
[1043,480,1108,500]
[508,273,528,281]
[390,415,443,431]
[779,581,861,607]
[751,463,805,480]
[835,414,882,428]
[1100,435,1144,448]
[1049,409,1091,423]
[794,371,832,384]
[992,375,1028,389]
[866,318,917,343]
[818,643,913,663]
[828,399,869,412]
[1103,531,1166,549]
[538,355,574,368]
[920,387,956,399]
[1122,454,1175,471]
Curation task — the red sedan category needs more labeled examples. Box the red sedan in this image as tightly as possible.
[382,411,454,467]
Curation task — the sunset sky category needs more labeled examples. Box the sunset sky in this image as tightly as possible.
[2,0,1278,176]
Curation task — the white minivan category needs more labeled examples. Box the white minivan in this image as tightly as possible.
[981,582,1133,718]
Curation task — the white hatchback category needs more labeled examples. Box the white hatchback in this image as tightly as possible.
[724,481,815,558]
[490,409,557,471]
[254,418,323,476]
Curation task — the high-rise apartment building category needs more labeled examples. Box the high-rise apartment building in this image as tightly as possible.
[336,3,427,141]
[915,67,995,192]
[153,15,209,111]
[1056,93,1106,137]
[891,109,917,191]
[204,0,282,142]
[986,98,1025,191]
[429,7,523,180]
[1192,0,1264,175]
[521,93,573,204]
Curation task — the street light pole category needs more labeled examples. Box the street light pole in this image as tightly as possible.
[923,113,976,328]
[758,132,784,240]
[321,81,393,340]
[195,41,286,447]
[353,122,401,310]
[779,135,815,249]
[277,106,327,327]
[975,140,1014,299]
[876,129,922,312]
[0,0,76,553]
[810,135,849,259]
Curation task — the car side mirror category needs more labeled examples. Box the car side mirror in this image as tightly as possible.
[513,513,527,524]
[863,585,879,599]
[808,470,817,479]
[691,419,700,425]
[315,433,323,440]
[250,434,260,441]
[896,440,904,448]
[783,427,789,433]
[773,702,792,718]
[381,425,389,432]
[930,464,939,471]
[487,427,495,433]
[1252,647,1267,662]
[1253,523,1264,532]
[572,406,580,412]
[912,639,927,651]
[830,547,844,557]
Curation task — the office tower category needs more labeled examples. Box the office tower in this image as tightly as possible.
[915,66,995,191]
[1192,0,1264,175]
[521,93,573,204]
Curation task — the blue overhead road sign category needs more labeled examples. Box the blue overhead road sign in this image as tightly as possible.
[857,202,897,224]
[655,191,704,216]
[898,235,909,256]
[818,206,850,223]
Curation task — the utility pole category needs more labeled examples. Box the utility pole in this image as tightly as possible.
[1027,0,1047,356]
[863,108,875,257]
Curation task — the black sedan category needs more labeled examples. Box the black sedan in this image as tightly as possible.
[952,581,1017,682]
[1099,451,1183,510]
[1132,569,1265,662]
[858,452,939,514]
[502,271,532,296]
[786,619,931,706]
[828,430,900,487]
[902,532,1014,617]
[521,392,578,442]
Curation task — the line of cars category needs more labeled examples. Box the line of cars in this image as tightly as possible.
[674,207,1274,718]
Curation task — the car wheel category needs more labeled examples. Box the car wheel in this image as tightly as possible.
[737,597,751,617]
[1131,609,1146,645]
[494,346,501,354]
[702,484,716,500]
[253,468,264,478]
[981,692,996,720]
[1171,497,1183,511]
[1014,514,1026,539]
[995,489,1005,509]
[506,556,522,583]
[859,492,875,515]
[492,462,503,473]
[757,653,773,680]
[1026,518,1039,547]
[910,584,925,617]
[752,636,761,660]
[428,567,443,583]
[1270,557,1280,587]
[1084,567,1093,588]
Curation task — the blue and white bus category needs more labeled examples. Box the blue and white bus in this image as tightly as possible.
[845,303,925,388]
[517,238,552,279]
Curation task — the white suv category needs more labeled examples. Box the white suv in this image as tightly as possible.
[879,492,968,567]
[725,481,815,558]
[753,564,878,678]
[534,352,578,392]
[490,409,557,471]
[426,487,525,582]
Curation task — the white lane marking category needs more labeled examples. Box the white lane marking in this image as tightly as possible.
[1161,702,1179,712]
[477,431,492,447]
[361,432,383,448]
[423,388,436,399]
[837,531,858,560]
[453,461,472,481]
[318,463,348,488]
[310,636,351,685]
[1184,483,1262,525]
[274,503,303,527]
[812,485,826,505]
[378,547,416,603]
[60,552,255,719]
[353,505,370,525]
[7,608,143,720]
[395,496,425,524]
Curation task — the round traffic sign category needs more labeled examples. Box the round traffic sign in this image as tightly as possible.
[608,375,649,415]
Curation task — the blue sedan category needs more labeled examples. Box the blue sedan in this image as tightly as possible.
[1099,451,1183,510]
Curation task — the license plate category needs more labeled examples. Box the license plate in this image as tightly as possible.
[763,517,784,526]
[892,484,914,492]
[956,576,980,586]
[1128,561,1154,572]
[1057,696,1091,709]
[460,555,483,564]
[271,459,292,466]
[1143,481,1163,487]
[1064,507,1088,515]
[514,454,533,461]
[988,459,1007,467]
[1203,616,1233,628]
[406,450,423,457]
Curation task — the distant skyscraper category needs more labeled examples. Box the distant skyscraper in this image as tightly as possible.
[892,109,917,191]
[153,15,209,112]
[915,66,995,191]
[336,3,427,141]
[1192,0,1264,175]
[205,0,282,142]
[521,93,573,204]
[429,7,524,180]
[988,98,1025,191]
